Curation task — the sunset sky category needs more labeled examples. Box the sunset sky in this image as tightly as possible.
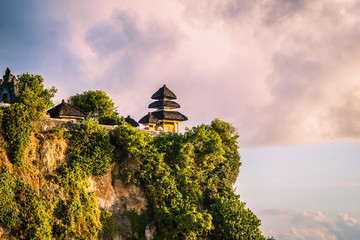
[1,0,360,239]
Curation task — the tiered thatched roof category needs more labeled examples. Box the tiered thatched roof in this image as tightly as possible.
[140,84,187,127]
[139,112,160,124]
[151,111,188,122]
[151,85,177,100]
[148,100,180,109]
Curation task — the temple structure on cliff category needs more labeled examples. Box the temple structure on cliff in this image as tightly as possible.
[139,84,188,132]
[0,68,20,104]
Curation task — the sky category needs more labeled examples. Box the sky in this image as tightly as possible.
[1,0,360,239]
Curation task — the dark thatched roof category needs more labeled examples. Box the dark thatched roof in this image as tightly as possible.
[139,112,160,124]
[125,115,139,127]
[151,110,188,122]
[47,99,86,119]
[151,84,177,100]
[148,100,180,109]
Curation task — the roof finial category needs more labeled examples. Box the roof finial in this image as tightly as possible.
[62,99,65,103]
[164,84,167,87]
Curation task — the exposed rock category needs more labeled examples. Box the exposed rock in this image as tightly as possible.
[0,225,10,239]
[24,133,68,173]
[89,163,148,240]
[145,222,157,240]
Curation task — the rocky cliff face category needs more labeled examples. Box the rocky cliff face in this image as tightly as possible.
[0,118,153,240]
[89,164,149,240]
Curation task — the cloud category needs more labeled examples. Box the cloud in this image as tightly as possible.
[331,87,360,138]
[260,208,297,216]
[262,0,309,25]
[85,10,178,59]
[2,0,360,145]
[265,211,360,240]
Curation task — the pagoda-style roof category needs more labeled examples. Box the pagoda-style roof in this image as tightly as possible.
[125,115,139,127]
[47,99,86,119]
[148,100,180,109]
[151,84,177,100]
[139,112,160,124]
[151,111,188,122]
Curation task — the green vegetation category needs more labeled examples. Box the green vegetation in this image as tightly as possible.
[99,209,117,240]
[18,73,57,120]
[67,119,113,176]
[111,120,271,240]
[68,90,122,125]
[51,119,113,239]
[0,168,53,239]
[1,104,31,166]
[0,73,57,165]
[0,73,272,239]
[122,208,152,240]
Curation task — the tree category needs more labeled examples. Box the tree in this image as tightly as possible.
[17,73,57,120]
[68,90,121,125]
[210,119,241,185]
[0,73,56,165]
[210,185,268,240]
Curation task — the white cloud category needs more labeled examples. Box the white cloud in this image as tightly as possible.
[2,0,360,145]
[263,210,360,240]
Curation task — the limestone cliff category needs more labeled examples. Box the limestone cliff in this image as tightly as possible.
[0,117,270,240]
[0,118,153,240]
[88,164,150,240]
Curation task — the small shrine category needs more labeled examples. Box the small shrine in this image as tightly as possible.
[139,84,188,132]
[125,115,139,127]
[47,99,86,119]
[0,68,20,104]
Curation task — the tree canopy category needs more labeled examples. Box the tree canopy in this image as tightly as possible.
[68,90,121,124]
[110,119,272,239]
[18,73,57,120]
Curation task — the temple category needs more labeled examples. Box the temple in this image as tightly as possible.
[0,68,20,104]
[139,84,188,132]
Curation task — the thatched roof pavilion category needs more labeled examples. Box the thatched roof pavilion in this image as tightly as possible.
[47,99,86,119]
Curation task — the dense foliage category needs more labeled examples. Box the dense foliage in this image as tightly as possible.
[1,104,31,166]
[0,73,56,165]
[66,119,113,176]
[52,120,113,239]
[111,119,271,240]
[0,119,112,239]
[18,73,57,120]
[68,90,122,125]
[0,168,53,239]
[0,73,271,239]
